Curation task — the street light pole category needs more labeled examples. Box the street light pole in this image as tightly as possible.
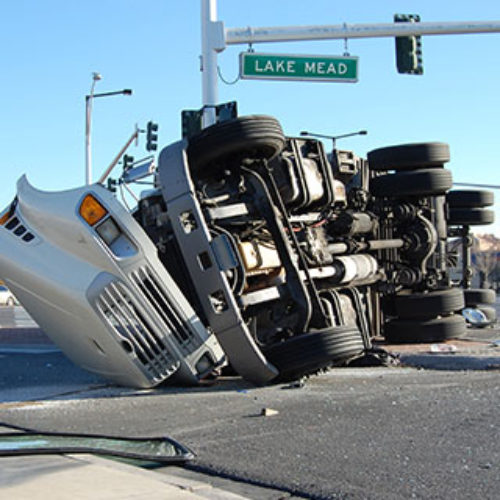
[300,130,367,149]
[84,73,133,185]
[85,72,101,185]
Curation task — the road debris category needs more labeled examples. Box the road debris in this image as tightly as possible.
[260,408,279,417]
[429,344,458,354]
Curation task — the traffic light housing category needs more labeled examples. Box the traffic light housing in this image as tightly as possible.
[123,154,134,171]
[394,14,423,75]
[146,121,158,151]
[181,101,237,139]
[107,178,117,193]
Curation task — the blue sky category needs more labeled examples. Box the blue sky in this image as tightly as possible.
[1,0,499,233]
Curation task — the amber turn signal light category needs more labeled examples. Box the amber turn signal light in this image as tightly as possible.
[79,194,108,226]
[0,210,10,225]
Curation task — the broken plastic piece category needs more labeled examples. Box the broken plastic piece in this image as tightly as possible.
[260,408,279,417]
[462,307,489,326]
[429,344,458,353]
[0,432,194,464]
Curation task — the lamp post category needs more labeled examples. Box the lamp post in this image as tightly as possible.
[85,72,101,185]
[85,73,132,185]
[300,129,367,149]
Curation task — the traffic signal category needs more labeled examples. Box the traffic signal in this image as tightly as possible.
[123,154,134,171]
[181,101,237,139]
[394,14,423,75]
[107,178,117,193]
[146,121,158,151]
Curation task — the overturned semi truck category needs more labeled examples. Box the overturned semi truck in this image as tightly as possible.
[0,114,494,387]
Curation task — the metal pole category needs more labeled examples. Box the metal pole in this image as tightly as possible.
[200,7,500,127]
[85,73,101,185]
[454,182,500,189]
[201,0,218,127]
[301,130,367,149]
[462,229,473,289]
[97,127,140,184]
[225,20,500,45]
[85,83,132,185]
[85,96,91,184]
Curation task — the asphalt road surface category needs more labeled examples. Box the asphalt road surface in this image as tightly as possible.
[0,306,37,328]
[1,306,499,499]
[0,357,498,498]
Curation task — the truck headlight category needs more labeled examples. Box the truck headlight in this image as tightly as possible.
[96,217,121,246]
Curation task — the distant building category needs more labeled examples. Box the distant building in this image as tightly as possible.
[449,233,500,291]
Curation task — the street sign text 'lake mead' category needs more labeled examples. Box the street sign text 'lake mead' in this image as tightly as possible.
[240,53,358,82]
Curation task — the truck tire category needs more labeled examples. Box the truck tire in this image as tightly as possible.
[370,168,453,198]
[464,288,496,306]
[263,326,365,382]
[447,190,494,208]
[383,314,467,343]
[187,115,285,177]
[447,208,494,226]
[393,288,465,319]
[367,142,450,171]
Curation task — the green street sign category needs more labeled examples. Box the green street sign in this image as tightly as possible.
[240,52,358,82]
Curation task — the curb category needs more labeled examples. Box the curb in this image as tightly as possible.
[0,452,249,500]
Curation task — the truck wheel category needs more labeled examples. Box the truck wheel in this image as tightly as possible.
[393,288,465,319]
[464,288,496,306]
[447,208,494,226]
[263,326,365,382]
[370,168,453,198]
[367,142,450,171]
[446,190,494,208]
[187,115,285,177]
[383,314,467,343]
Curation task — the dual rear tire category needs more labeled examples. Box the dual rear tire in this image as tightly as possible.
[384,314,467,344]
[446,190,495,226]
[368,142,450,171]
[368,142,453,198]
[383,288,467,343]
[370,168,453,198]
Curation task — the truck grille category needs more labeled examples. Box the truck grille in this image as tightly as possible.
[129,266,199,355]
[96,281,179,381]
